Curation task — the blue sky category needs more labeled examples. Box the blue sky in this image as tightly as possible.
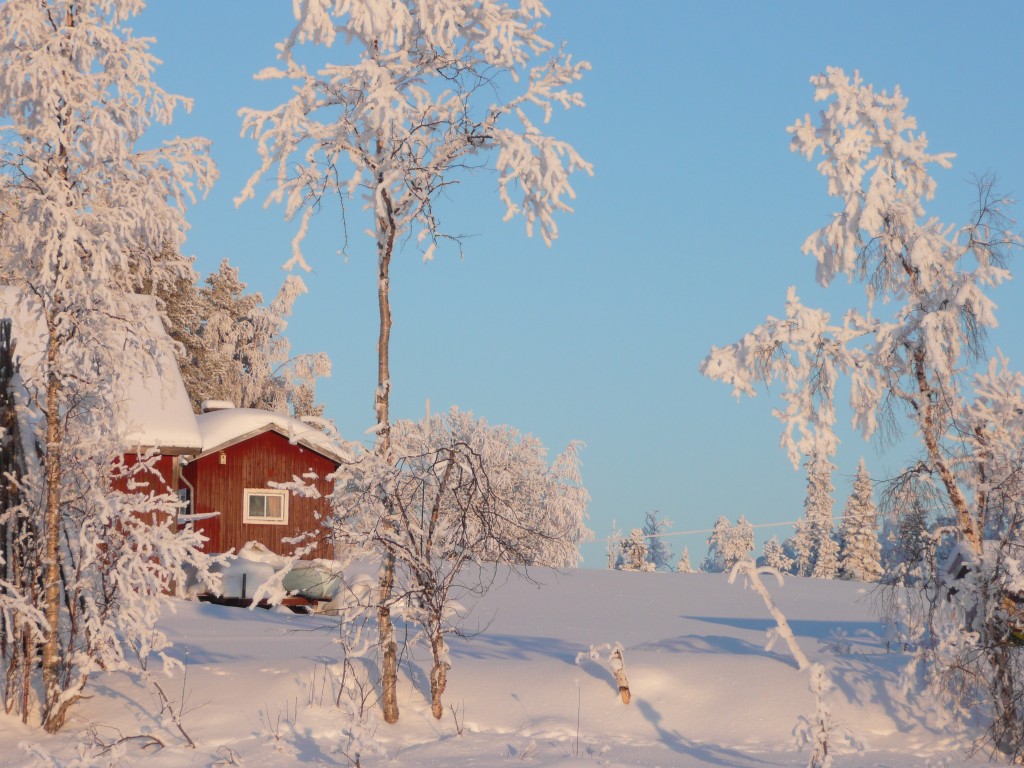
[134,2,1024,566]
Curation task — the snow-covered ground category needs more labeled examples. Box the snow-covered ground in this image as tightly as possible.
[3,568,990,767]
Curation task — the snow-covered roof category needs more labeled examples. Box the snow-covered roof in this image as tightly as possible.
[0,287,203,453]
[194,407,352,464]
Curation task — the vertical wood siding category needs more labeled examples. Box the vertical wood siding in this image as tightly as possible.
[183,430,337,559]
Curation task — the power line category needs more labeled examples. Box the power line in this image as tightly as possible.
[596,511,880,545]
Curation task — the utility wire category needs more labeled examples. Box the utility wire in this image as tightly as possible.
[596,511,880,545]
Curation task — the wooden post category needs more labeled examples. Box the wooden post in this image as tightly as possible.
[610,644,631,704]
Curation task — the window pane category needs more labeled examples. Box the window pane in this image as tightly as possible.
[267,495,282,519]
[249,495,266,517]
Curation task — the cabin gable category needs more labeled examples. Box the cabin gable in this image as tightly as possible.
[183,428,337,559]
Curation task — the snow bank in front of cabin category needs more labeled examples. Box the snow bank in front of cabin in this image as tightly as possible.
[6,569,990,767]
[206,542,344,601]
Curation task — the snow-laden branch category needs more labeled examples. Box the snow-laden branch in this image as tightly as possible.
[236,0,592,263]
[729,558,809,671]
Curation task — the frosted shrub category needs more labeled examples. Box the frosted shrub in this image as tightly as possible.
[795,663,860,768]
[332,408,591,719]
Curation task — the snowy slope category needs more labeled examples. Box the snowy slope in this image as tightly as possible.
[4,569,988,767]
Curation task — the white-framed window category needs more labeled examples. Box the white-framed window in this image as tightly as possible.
[243,488,289,526]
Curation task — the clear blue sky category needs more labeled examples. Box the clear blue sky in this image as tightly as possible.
[134,2,1024,566]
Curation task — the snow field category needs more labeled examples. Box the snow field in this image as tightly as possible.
[11,568,991,767]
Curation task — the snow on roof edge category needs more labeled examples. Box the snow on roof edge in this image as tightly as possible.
[194,407,353,464]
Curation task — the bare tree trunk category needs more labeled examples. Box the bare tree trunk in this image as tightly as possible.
[429,629,449,719]
[377,550,399,724]
[41,326,66,732]
[913,353,980,555]
[375,168,400,724]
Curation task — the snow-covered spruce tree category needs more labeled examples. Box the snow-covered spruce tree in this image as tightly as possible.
[676,546,693,574]
[615,529,653,572]
[605,520,623,569]
[791,450,836,577]
[812,533,840,580]
[702,516,731,573]
[760,535,795,573]
[0,0,216,731]
[789,519,814,578]
[838,459,883,582]
[238,0,590,724]
[701,68,1024,756]
[159,257,331,417]
[642,510,675,571]
[331,407,590,719]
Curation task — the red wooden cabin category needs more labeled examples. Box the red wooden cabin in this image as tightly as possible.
[181,406,343,560]
[1,290,345,571]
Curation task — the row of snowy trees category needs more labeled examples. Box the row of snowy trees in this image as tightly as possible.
[612,457,884,581]
[771,456,883,581]
[609,511,679,572]
[0,0,593,738]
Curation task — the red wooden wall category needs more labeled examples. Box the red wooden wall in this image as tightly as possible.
[182,430,337,560]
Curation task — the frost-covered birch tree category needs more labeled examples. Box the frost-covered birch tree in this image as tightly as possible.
[701,67,1024,756]
[0,0,216,731]
[238,0,590,724]
[702,516,731,573]
[838,459,882,582]
[703,516,753,573]
[331,407,590,719]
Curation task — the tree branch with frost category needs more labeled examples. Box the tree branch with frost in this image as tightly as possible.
[237,0,592,264]
[729,558,809,670]
[701,286,874,466]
